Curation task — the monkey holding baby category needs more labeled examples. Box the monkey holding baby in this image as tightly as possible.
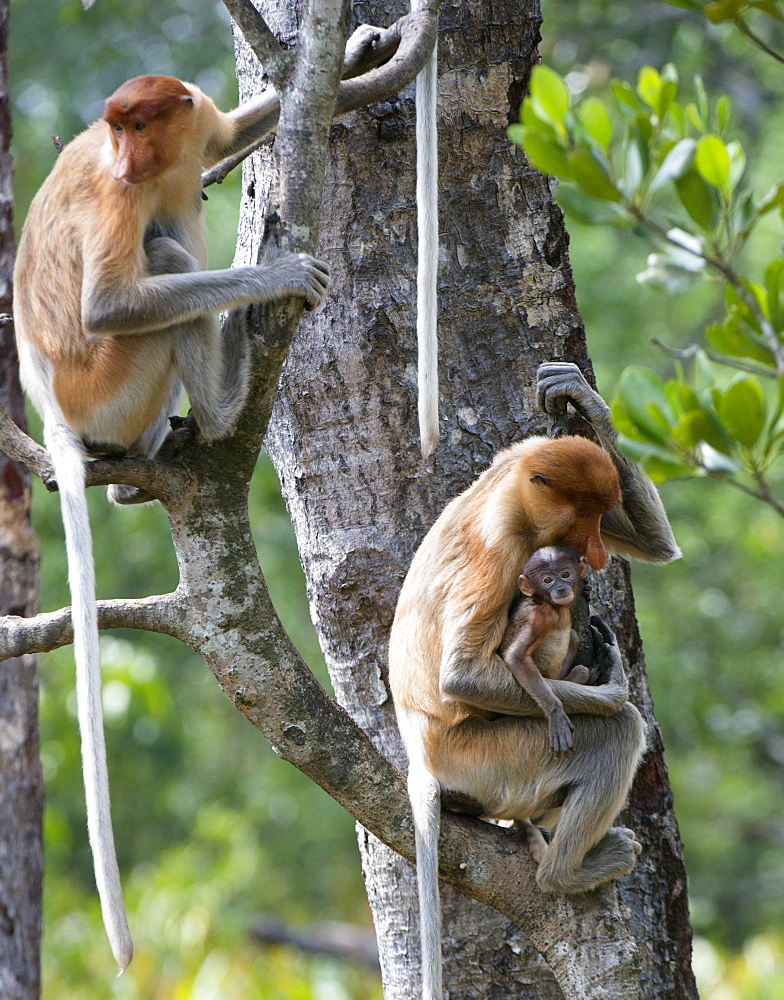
[388,361,680,1000]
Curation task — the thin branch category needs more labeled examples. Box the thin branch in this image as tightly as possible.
[706,468,784,516]
[736,15,784,65]
[0,591,191,661]
[0,398,191,503]
[651,337,779,379]
[0,400,53,482]
[222,0,291,86]
[628,205,784,375]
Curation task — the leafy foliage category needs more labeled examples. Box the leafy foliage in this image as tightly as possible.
[510,57,784,513]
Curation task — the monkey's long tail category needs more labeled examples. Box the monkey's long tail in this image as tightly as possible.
[415,4,440,460]
[408,755,443,1000]
[44,419,134,973]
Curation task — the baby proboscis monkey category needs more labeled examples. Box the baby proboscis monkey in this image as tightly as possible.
[498,546,588,753]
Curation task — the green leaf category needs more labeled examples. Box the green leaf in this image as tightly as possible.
[765,259,784,331]
[716,94,731,130]
[662,0,705,8]
[750,0,784,19]
[508,123,525,146]
[695,76,710,123]
[726,140,746,191]
[695,135,731,189]
[675,168,715,229]
[555,185,623,226]
[756,183,784,216]
[578,97,613,151]
[529,65,570,125]
[667,380,701,415]
[569,149,621,201]
[611,79,640,113]
[621,138,644,200]
[616,435,690,481]
[673,409,718,449]
[705,0,747,22]
[617,367,676,442]
[518,129,573,178]
[658,79,678,119]
[650,138,696,193]
[644,455,695,481]
[686,102,706,132]
[637,66,662,109]
[766,374,784,431]
[716,376,766,447]
[706,317,776,365]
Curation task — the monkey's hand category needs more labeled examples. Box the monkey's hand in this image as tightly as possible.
[536,362,616,447]
[262,252,330,311]
[588,615,628,690]
[548,706,574,754]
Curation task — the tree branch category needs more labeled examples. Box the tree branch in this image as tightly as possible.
[0,591,191,660]
[202,10,440,189]
[222,0,291,86]
[0,398,192,503]
[0,400,52,482]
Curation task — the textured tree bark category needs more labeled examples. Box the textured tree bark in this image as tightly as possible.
[0,1,44,996]
[256,0,698,998]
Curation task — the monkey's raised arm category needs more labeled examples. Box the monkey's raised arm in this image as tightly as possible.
[537,362,680,564]
[441,621,629,718]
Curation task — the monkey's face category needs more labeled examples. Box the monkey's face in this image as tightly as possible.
[519,548,584,605]
[104,76,195,184]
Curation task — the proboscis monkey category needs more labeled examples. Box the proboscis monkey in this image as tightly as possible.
[388,362,680,1000]
[13,75,330,972]
[498,545,589,753]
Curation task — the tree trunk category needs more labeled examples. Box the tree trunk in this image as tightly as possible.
[0,1,44,995]
[245,0,699,997]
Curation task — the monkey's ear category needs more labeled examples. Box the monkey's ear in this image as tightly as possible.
[529,474,549,486]
[519,573,536,597]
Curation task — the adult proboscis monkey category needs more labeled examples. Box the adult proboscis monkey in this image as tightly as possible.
[14,74,329,971]
[388,362,680,1000]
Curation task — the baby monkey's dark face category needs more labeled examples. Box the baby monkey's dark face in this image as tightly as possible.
[519,545,586,606]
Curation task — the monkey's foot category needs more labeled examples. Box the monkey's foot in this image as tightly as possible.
[513,819,549,864]
[153,417,197,461]
[108,484,156,506]
[536,826,641,894]
[440,788,485,817]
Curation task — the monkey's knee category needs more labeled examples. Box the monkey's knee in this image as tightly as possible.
[145,236,199,276]
[615,702,647,764]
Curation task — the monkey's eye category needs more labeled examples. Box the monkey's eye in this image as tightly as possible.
[134,122,147,131]
[542,576,554,585]
[111,123,123,132]
[560,571,573,580]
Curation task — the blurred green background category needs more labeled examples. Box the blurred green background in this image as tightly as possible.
[8,0,784,997]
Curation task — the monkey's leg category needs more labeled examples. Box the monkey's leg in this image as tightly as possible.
[144,236,250,441]
[108,378,185,506]
[173,309,250,441]
[535,703,645,894]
